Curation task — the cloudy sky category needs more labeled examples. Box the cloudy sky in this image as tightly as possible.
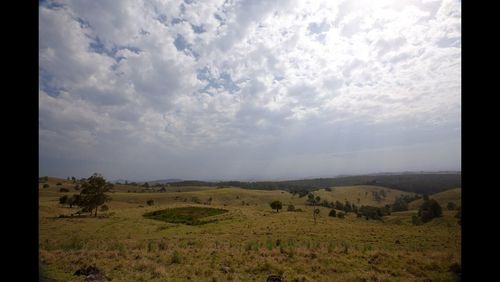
[39,0,461,181]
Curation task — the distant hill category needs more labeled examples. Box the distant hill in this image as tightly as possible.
[168,173,461,195]
[149,179,183,184]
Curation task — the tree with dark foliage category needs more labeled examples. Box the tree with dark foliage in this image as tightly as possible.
[79,173,113,217]
[270,201,283,212]
[418,199,442,223]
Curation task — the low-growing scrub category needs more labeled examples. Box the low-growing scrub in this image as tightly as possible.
[143,207,228,225]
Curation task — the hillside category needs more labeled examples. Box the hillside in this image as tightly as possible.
[39,177,461,281]
[312,186,416,207]
[166,173,461,195]
[408,188,462,210]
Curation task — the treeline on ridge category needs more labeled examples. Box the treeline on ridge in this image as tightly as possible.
[166,173,461,194]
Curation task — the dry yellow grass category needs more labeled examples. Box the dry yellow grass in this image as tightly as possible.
[408,188,461,210]
[39,182,461,281]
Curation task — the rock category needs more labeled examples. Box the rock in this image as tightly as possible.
[220,266,231,273]
[267,275,283,282]
[74,265,111,281]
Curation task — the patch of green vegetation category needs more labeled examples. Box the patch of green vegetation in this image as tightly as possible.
[143,206,228,225]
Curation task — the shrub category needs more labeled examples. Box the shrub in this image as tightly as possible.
[447,202,457,210]
[287,205,295,211]
[56,182,62,186]
[325,187,332,192]
[59,195,68,205]
[337,212,345,218]
[412,214,423,225]
[418,199,442,223]
[147,200,155,206]
[171,251,181,264]
[42,184,50,188]
[59,187,69,192]
[328,209,336,217]
[391,197,409,212]
[100,205,109,212]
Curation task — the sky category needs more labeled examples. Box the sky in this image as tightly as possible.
[39,0,461,182]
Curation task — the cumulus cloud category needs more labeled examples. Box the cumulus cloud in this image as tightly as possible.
[39,0,461,181]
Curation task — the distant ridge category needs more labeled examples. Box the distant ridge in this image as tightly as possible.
[149,179,183,184]
[164,172,461,195]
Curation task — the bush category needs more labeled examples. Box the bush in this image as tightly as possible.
[418,199,442,223]
[56,182,63,186]
[358,205,386,220]
[328,209,336,217]
[325,187,332,192]
[100,205,109,212]
[447,202,457,210]
[171,251,181,264]
[42,184,50,188]
[337,212,345,218]
[147,200,155,206]
[59,187,69,192]
[412,214,423,225]
[59,195,68,205]
[287,205,295,211]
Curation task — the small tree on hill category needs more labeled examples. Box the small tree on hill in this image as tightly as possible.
[79,173,113,217]
[270,201,282,212]
[418,199,442,223]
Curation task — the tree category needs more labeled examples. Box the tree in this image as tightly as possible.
[447,202,457,210]
[270,201,282,212]
[391,196,409,212]
[344,201,352,213]
[143,182,149,188]
[59,187,69,192]
[79,173,113,217]
[287,204,296,211]
[43,184,50,188]
[67,194,81,208]
[147,199,154,206]
[313,208,320,224]
[100,205,109,212]
[59,195,68,205]
[328,209,336,217]
[418,199,442,223]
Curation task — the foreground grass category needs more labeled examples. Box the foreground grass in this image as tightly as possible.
[39,184,461,281]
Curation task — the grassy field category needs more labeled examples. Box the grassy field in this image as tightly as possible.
[408,188,461,210]
[39,178,461,281]
[311,186,416,207]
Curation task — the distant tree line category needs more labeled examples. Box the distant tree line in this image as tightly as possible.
[163,173,461,194]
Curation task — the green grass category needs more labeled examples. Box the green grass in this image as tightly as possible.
[143,207,228,225]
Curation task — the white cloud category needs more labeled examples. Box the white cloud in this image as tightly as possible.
[39,0,461,180]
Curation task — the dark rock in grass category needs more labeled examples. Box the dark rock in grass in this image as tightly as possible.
[449,262,461,275]
[267,275,283,282]
[74,265,111,281]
